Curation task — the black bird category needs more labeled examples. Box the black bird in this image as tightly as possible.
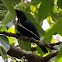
[15,9,48,53]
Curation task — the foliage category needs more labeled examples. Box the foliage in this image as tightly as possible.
[0,0,62,62]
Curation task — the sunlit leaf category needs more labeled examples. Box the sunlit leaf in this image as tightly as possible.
[38,0,54,22]
[51,37,55,43]
[30,5,36,12]
[5,26,15,44]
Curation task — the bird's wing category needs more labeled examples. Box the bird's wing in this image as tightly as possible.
[24,19,40,38]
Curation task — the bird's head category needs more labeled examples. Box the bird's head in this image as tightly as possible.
[15,9,26,20]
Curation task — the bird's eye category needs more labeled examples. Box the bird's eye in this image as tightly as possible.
[19,12,21,14]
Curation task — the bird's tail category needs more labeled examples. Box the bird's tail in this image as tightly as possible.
[39,45,48,53]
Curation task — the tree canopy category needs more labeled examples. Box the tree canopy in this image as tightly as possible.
[0,0,62,62]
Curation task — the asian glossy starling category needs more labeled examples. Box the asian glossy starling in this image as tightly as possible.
[15,9,48,53]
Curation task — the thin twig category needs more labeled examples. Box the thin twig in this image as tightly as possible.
[46,0,54,4]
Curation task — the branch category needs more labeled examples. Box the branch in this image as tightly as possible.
[0,31,61,49]
[7,45,42,62]
[43,51,58,62]
[0,31,60,62]
[7,44,58,62]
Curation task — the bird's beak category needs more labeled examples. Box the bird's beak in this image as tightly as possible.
[15,9,19,13]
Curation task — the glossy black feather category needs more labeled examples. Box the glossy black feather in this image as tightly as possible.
[15,9,48,53]
[17,19,40,40]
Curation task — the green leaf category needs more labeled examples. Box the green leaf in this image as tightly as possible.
[33,21,45,36]
[38,0,54,22]
[0,11,14,25]
[0,0,2,3]
[43,25,55,42]
[12,0,20,2]
[1,0,16,25]
[37,46,44,56]
[57,0,62,9]
[0,35,10,52]
[0,4,6,10]
[0,15,4,21]
[31,0,41,6]
[2,0,15,14]
[53,17,62,36]
[18,39,31,51]
[55,44,62,62]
